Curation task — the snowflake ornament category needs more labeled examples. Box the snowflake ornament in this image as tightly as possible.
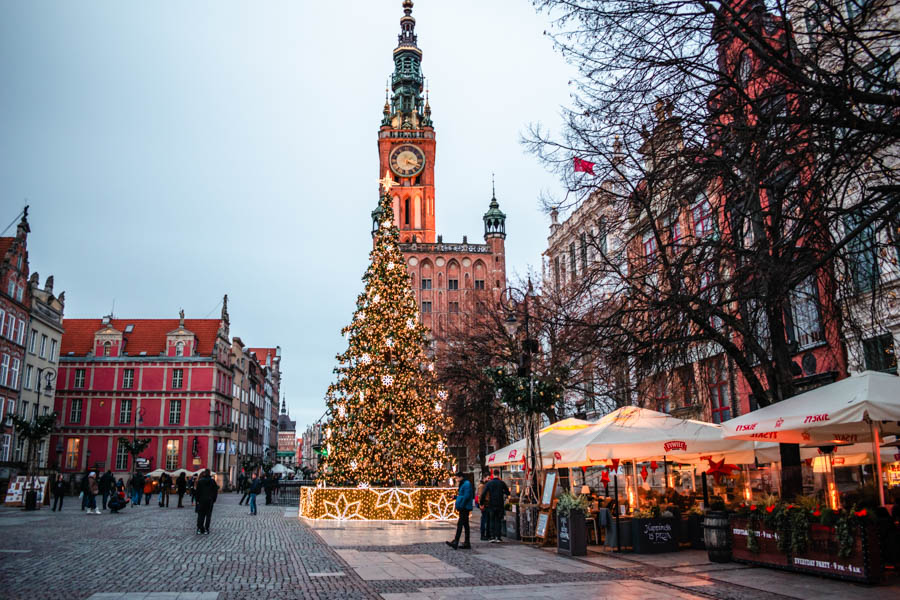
[406,318,416,330]
[436,441,445,452]
[433,461,442,469]
[382,374,394,387]
[357,482,370,489]
[350,460,358,470]
[356,311,365,321]
[381,220,391,229]
[416,423,427,435]
[337,404,346,418]
[386,337,394,348]
[325,427,332,439]
[387,261,395,270]
[428,363,435,372]
[437,390,448,401]
[360,353,371,365]
[435,403,442,413]
[372,294,381,304]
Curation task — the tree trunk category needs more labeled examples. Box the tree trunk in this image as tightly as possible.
[767,301,803,500]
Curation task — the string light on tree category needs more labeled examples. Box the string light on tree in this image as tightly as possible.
[321,175,452,486]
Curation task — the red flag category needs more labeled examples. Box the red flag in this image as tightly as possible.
[574,157,595,174]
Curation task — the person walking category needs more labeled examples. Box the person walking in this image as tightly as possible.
[476,475,490,541]
[99,470,115,511]
[130,472,144,506]
[238,474,251,506]
[158,473,171,507]
[86,472,100,515]
[247,472,262,515]
[446,473,474,550]
[176,472,187,508]
[143,477,153,505]
[189,474,198,505]
[51,474,66,512]
[263,474,274,505]
[80,473,91,511]
[194,469,219,535]
[480,476,510,543]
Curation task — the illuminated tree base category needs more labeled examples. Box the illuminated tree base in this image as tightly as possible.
[299,487,458,521]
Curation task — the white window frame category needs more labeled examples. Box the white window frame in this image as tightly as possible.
[169,399,182,425]
[119,398,132,424]
[123,368,134,389]
[49,339,57,362]
[39,335,47,359]
[70,398,83,423]
[115,440,130,470]
[172,369,183,389]
[0,434,11,462]
[24,364,32,391]
[0,354,8,387]
[9,358,19,389]
[29,329,36,353]
[74,369,85,389]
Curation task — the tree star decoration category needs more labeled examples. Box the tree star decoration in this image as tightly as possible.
[416,423,427,435]
[374,487,415,517]
[706,458,739,485]
[379,170,397,193]
[382,374,394,387]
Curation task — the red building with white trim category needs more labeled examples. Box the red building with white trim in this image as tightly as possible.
[49,305,236,478]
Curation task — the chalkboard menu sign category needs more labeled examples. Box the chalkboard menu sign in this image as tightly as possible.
[632,518,678,553]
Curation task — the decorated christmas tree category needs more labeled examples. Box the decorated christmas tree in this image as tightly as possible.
[322,174,452,486]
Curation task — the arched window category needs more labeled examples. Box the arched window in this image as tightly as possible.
[103,341,111,357]
[176,341,184,357]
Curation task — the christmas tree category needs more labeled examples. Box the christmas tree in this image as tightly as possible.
[322,174,452,486]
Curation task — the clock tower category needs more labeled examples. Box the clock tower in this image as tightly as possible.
[377,0,436,244]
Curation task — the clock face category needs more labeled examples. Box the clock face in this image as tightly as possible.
[389,144,426,178]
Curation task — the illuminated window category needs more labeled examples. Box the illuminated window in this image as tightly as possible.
[166,440,180,471]
[65,438,81,469]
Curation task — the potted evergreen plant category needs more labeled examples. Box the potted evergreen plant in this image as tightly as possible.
[556,491,589,556]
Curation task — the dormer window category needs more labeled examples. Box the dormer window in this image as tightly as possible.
[176,341,184,357]
[103,341,111,357]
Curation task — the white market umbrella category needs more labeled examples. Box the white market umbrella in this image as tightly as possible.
[583,406,757,463]
[271,463,294,475]
[487,417,594,468]
[721,371,900,505]
[145,468,166,478]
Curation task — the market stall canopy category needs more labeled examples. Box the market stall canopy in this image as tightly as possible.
[582,406,758,463]
[146,469,166,477]
[271,463,294,475]
[487,417,593,467]
[721,371,900,445]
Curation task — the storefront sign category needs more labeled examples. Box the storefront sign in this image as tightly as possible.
[632,518,678,553]
[215,442,226,454]
[135,458,151,470]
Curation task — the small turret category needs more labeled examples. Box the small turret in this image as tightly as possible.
[483,175,507,240]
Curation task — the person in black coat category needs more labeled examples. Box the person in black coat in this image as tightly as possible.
[52,474,66,512]
[194,470,219,535]
[99,470,115,510]
[158,473,171,507]
[176,472,187,508]
[479,477,510,543]
[263,474,275,505]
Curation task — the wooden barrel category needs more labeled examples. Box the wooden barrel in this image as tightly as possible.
[702,511,732,563]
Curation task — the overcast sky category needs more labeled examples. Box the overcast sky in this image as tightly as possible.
[0,0,575,427]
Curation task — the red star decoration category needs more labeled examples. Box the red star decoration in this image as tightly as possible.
[610,458,620,472]
[706,458,738,484]
[601,469,610,484]
[650,460,658,473]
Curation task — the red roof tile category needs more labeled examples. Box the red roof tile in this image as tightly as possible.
[248,347,278,366]
[61,318,223,357]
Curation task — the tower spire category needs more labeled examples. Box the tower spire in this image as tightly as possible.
[386,0,426,123]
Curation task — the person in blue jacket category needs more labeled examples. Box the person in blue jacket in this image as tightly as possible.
[446,472,473,550]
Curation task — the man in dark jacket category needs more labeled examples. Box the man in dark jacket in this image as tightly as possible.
[263,474,275,505]
[176,472,187,508]
[480,476,510,543]
[131,472,145,506]
[194,469,219,535]
[248,473,263,515]
[99,470,115,510]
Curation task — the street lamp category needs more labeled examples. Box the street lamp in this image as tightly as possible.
[499,280,540,503]
[37,367,57,397]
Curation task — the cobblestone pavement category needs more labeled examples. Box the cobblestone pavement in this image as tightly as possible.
[1,499,897,600]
